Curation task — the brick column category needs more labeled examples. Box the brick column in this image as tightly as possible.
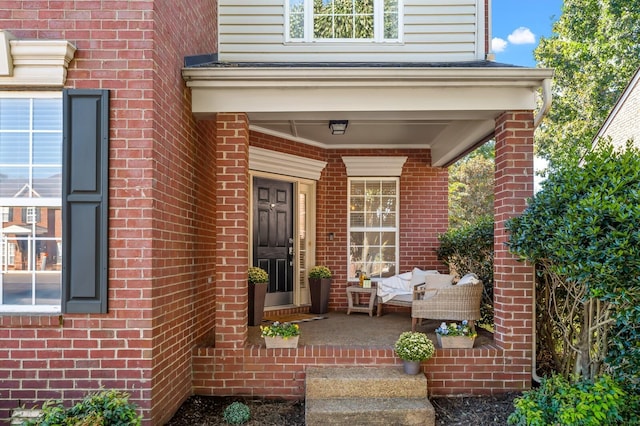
[215,113,250,349]
[493,111,535,387]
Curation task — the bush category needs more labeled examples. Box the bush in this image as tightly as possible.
[25,389,141,426]
[436,216,493,325]
[508,375,639,426]
[222,401,251,425]
[507,141,640,386]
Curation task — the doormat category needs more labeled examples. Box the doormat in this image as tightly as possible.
[263,313,327,324]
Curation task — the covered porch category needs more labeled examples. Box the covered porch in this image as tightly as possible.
[184,61,553,399]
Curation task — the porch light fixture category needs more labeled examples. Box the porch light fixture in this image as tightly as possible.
[329,120,348,135]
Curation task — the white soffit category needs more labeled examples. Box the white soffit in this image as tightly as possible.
[0,31,76,87]
[249,146,327,180]
[342,156,408,176]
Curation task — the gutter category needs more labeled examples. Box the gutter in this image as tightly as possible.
[534,78,553,127]
[531,78,552,385]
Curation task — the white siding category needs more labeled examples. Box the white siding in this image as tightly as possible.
[219,0,485,63]
[599,75,640,150]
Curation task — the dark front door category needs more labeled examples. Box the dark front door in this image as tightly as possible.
[253,177,294,306]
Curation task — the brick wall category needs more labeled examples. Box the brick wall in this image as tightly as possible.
[0,2,218,424]
[493,111,535,390]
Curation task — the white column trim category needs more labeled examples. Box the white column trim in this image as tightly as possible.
[342,156,408,176]
[249,146,327,181]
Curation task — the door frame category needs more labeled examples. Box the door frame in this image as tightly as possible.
[249,170,317,308]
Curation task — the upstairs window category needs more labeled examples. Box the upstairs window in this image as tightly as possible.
[288,0,401,42]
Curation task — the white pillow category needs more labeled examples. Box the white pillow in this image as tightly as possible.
[457,273,480,286]
[410,268,440,286]
[397,271,412,281]
[424,274,455,290]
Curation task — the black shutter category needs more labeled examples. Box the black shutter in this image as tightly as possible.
[62,90,109,314]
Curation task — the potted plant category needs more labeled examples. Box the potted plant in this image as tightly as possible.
[260,321,300,348]
[435,320,477,348]
[248,266,269,326]
[394,331,435,375]
[308,265,332,314]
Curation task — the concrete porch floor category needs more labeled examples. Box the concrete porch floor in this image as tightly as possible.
[248,311,494,347]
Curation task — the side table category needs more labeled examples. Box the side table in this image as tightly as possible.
[346,285,377,316]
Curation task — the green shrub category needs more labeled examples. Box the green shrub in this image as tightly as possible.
[436,216,494,325]
[25,389,140,426]
[222,401,251,425]
[507,141,640,386]
[507,375,635,426]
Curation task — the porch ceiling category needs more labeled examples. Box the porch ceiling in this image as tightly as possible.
[182,65,554,166]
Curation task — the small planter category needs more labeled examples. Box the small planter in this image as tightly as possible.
[437,334,475,348]
[402,360,422,375]
[263,335,299,349]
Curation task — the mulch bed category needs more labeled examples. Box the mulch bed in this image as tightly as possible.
[165,393,520,425]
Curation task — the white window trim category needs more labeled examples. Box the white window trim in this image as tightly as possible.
[342,156,407,177]
[285,0,403,43]
[347,177,400,281]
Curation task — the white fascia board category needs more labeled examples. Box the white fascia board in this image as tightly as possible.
[184,67,554,117]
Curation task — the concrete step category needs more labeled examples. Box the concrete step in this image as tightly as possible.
[305,366,428,399]
[305,397,435,426]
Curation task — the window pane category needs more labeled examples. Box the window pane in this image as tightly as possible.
[36,270,61,304]
[0,167,29,197]
[381,180,396,195]
[334,14,354,38]
[350,212,364,227]
[33,99,62,131]
[0,133,29,164]
[354,13,373,38]
[33,133,62,164]
[289,0,305,38]
[0,99,30,130]
[33,168,62,198]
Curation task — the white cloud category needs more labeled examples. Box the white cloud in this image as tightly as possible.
[507,27,536,45]
[492,37,508,53]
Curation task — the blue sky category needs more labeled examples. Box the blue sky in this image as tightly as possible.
[491,0,564,67]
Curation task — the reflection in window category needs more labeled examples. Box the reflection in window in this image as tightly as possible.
[288,0,400,42]
[0,94,62,309]
[348,178,398,279]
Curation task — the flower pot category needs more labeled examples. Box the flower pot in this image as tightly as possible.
[263,335,299,349]
[437,334,475,348]
[248,282,268,326]
[309,277,331,314]
[402,360,422,375]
